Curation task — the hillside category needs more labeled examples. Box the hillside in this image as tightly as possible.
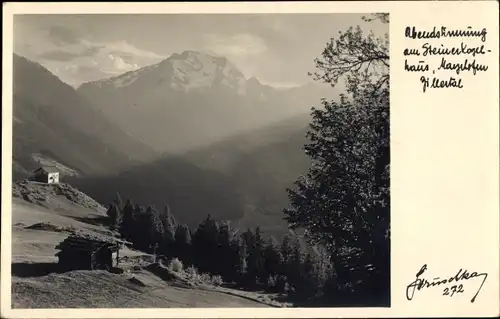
[77,50,333,153]
[67,157,246,228]
[12,54,158,179]
[13,51,327,236]
[12,270,274,308]
[11,185,284,308]
[182,115,311,234]
[66,115,311,236]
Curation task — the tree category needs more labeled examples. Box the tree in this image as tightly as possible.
[297,253,322,299]
[174,224,192,264]
[262,237,282,280]
[130,205,164,252]
[216,221,236,278]
[106,203,122,230]
[279,234,293,276]
[250,227,265,284]
[310,13,389,96]
[237,239,249,284]
[113,192,123,209]
[160,203,177,235]
[284,14,389,301]
[239,228,257,287]
[159,204,177,257]
[174,224,192,245]
[228,235,244,283]
[119,199,136,241]
[144,206,165,251]
[192,215,220,273]
[286,238,303,292]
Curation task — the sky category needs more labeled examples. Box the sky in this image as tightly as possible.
[14,14,388,88]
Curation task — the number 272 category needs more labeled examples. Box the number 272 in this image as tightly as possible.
[443,284,464,297]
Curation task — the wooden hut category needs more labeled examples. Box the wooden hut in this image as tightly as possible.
[55,235,120,271]
[32,166,60,184]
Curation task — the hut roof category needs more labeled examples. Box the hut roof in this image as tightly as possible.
[55,234,119,254]
[34,166,59,174]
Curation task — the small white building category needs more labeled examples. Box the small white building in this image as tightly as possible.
[32,166,60,184]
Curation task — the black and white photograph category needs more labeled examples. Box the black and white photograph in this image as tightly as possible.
[10,12,390,308]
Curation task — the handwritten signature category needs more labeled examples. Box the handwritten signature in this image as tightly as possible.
[406,264,488,303]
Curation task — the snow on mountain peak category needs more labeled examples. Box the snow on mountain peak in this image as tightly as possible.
[168,50,246,94]
[82,50,247,95]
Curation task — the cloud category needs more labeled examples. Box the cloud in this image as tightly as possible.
[203,33,267,57]
[37,46,103,62]
[25,34,165,85]
[257,78,302,89]
[100,54,139,75]
[102,40,164,59]
[38,50,81,62]
[46,26,82,45]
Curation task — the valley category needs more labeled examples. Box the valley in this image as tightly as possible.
[12,51,326,236]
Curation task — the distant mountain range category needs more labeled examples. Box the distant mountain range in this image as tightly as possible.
[12,51,335,236]
[77,50,334,153]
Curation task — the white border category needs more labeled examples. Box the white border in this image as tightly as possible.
[2,1,499,318]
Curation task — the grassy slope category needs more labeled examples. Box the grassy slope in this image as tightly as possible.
[12,270,270,308]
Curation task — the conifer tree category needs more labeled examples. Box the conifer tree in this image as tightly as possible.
[144,206,164,251]
[192,215,220,273]
[120,199,136,241]
[114,192,123,209]
[106,203,122,231]
[160,204,177,257]
[263,237,282,280]
[174,224,192,263]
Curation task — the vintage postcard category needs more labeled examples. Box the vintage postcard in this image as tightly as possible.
[1,1,499,318]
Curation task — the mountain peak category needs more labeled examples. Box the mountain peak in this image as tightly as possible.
[80,50,247,94]
[166,50,246,94]
[170,50,226,62]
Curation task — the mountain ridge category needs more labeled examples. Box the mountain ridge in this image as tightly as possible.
[76,50,334,153]
[12,53,159,178]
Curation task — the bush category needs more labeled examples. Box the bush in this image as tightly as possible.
[263,275,275,292]
[168,257,183,272]
[276,274,289,293]
[186,265,198,277]
[211,275,223,286]
[200,273,212,282]
[185,265,203,283]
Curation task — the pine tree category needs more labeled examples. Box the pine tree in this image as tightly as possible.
[239,229,256,287]
[144,206,164,251]
[263,237,282,280]
[114,192,123,209]
[106,203,122,231]
[279,234,293,277]
[192,215,220,273]
[252,227,265,283]
[160,204,177,257]
[216,221,235,278]
[298,253,321,299]
[120,199,136,242]
[237,237,249,286]
[287,239,303,292]
[174,224,192,263]
[228,235,243,283]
